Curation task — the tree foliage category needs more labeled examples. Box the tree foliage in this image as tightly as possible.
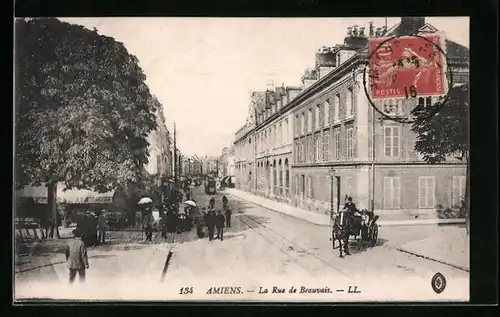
[15,18,159,193]
[411,84,469,163]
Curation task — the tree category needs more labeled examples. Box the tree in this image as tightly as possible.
[411,84,469,233]
[15,18,159,237]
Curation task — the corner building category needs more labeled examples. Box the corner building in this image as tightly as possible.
[291,18,469,217]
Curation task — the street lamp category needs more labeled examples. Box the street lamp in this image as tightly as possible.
[329,167,336,219]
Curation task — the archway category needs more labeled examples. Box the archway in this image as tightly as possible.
[278,159,283,196]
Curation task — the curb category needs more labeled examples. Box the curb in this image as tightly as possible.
[395,247,470,272]
[226,190,466,228]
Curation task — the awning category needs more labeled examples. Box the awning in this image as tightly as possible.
[16,183,114,204]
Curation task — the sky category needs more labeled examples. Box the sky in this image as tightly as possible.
[60,17,469,157]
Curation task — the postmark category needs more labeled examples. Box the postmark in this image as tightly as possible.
[362,32,454,124]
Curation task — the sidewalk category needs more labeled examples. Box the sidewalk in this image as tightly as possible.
[225,188,465,227]
[395,226,470,272]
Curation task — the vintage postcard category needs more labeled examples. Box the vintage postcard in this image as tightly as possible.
[14,16,470,302]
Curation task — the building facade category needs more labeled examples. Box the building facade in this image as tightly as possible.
[233,17,469,219]
[145,106,172,183]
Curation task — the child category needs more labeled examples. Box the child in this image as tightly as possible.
[215,210,225,241]
[65,229,89,284]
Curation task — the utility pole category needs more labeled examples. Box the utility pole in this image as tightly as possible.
[173,123,179,213]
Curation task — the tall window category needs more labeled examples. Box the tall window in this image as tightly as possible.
[301,174,305,198]
[307,175,313,199]
[279,164,283,195]
[316,132,322,162]
[346,87,354,117]
[324,100,330,127]
[315,105,320,130]
[295,115,299,136]
[285,160,290,197]
[452,176,466,206]
[334,130,341,159]
[301,112,305,135]
[419,176,436,208]
[346,128,354,158]
[333,94,340,122]
[308,109,313,132]
[273,165,277,194]
[322,130,330,161]
[284,119,289,143]
[384,126,400,157]
[312,134,318,162]
[384,177,401,209]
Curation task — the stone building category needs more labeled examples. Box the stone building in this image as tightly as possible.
[291,18,469,217]
[145,106,172,183]
[233,17,469,220]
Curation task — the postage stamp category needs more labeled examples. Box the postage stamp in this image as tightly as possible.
[368,33,448,100]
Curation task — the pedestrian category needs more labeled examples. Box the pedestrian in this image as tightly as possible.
[215,210,225,241]
[65,229,89,284]
[222,195,228,208]
[209,197,215,210]
[224,207,232,228]
[142,204,154,242]
[206,208,216,241]
[96,210,108,245]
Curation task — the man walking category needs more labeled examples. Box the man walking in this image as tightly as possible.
[96,210,108,245]
[224,207,232,228]
[215,210,225,241]
[65,229,89,284]
[206,208,216,241]
[142,204,154,242]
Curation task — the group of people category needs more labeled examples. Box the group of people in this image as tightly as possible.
[76,209,108,247]
[193,195,232,241]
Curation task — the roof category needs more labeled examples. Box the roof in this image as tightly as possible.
[251,91,266,112]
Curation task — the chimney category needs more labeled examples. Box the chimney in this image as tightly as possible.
[359,26,366,37]
[369,21,374,37]
[352,25,359,37]
[301,68,318,89]
[315,48,336,79]
[398,17,426,36]
[347,26,353,36]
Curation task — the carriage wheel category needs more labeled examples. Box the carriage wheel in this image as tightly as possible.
[370,226,378,247]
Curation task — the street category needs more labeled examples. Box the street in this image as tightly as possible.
[14,186,469,302]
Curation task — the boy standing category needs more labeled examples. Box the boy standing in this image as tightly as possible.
[65,230,89,284]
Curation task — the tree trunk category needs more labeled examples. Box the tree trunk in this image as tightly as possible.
[47,182,60,239]
[465,154,470,235]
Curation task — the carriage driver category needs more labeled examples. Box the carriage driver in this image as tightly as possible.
[343,197,359,221]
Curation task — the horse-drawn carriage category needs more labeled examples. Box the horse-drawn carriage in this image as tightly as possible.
[331,208,379,252]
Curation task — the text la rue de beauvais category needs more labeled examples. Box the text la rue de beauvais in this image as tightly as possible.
[206,286,333,294]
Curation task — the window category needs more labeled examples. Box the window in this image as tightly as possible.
[279,166,283,195]
[312,134,318,162]
[334,130,341,159]
[419,176,436,208]
[284,119,289,143]
[382,99,401,115]
[315,105,320,130]
[384,126,400,157]
[273,166,277,194]
[333,94,340,122]
[295,115,299,136]
[324,100,330,127]
[278,122,282,145]
[301,112,305,134]
[308,109,312,132]
[301,174,305,198]
[322,130,330,161]
[307,175,313,198]
[308,135,314,162]
[346,128,354,158]
[452,176,466,207]
[346,87,354,117]
[418,96,433,107]
[316,132,322,162]
[384,177,401,209]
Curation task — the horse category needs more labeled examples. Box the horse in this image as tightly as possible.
[330,210,351,258]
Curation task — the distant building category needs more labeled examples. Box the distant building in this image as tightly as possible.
[145,106,171,184]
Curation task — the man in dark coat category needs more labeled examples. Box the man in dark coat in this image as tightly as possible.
[224,207,232,228]
[215,210,225,241]
[65,229,89,284]
[206,209,216,241]
[142,204,154,242]
[209,197,215,210]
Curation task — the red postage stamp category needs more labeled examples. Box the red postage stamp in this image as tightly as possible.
[368,33,447,100]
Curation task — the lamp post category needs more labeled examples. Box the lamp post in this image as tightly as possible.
[329,167,336,219]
